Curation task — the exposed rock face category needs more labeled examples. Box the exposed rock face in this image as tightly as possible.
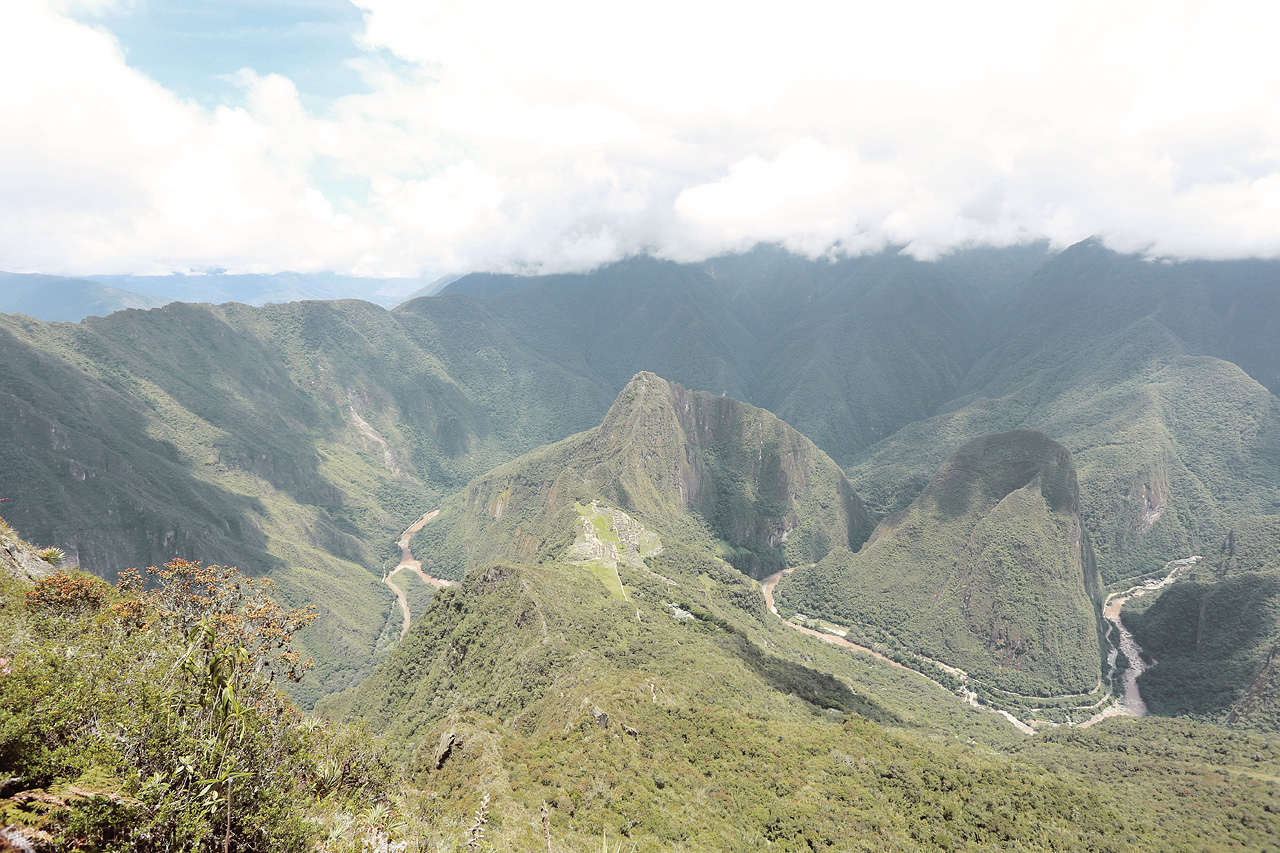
[0,519,54,582]
[434,731,460,770]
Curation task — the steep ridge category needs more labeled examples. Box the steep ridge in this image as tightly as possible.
[778,431,1104,696]
[411,372,873,581]
[1124,514,1280,731]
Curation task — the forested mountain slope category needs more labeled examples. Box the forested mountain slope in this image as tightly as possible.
[0,299,608,701]
[778,430,1104,696]
[412,372,871,582]
[441,249,996,462]
[848,239,1280,581]
[322,490,1280,852]
[1125,514,1280,731]
[3,240,1279,704]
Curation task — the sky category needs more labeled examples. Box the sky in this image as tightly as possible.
[3,0,1280,278]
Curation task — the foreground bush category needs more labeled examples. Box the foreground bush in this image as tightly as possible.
[0,560,394,851]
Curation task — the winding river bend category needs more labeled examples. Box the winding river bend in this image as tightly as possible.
[1079,556,1199,726]
[763,557,1199,732]
[761,568,1037,733]
[381,510,452,638]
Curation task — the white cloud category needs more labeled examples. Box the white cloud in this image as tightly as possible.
[4,0,1280,276]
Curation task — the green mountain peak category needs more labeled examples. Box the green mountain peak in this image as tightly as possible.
[415,372,873,583]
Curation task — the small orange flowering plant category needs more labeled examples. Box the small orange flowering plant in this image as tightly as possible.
[6,547,355,848]
[25,559,316,685]
[119,558,318,685]
[25,571,110,617]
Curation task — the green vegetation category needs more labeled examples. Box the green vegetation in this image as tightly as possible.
[408,372,871,585]
[778,431,1105,697]
[0,296,607,701]
[0,533,398,850]
[6,242,1280,848]
[6,417,1280,852]
[0,272,171,322]
[1125,515,1280,731]
[323,532,1280,851]
[849,241,1280,583]
[386,566,438,620]
[4,240,1280,709]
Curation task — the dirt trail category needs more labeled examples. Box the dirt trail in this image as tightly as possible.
[382,509,453,640]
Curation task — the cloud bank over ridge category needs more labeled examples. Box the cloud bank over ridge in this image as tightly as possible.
[4,0,1280,276]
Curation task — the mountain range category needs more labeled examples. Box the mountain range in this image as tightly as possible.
[4,239,1280,847]
[2,239,1278,706]
[0,270,457,323]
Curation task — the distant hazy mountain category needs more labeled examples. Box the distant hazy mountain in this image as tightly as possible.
[394,273,464,306]
[0,272,171,321]
[89,270,445,308]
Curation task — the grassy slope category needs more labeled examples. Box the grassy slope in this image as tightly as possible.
[778,430,1104,696]
[1125,515,1280,731]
